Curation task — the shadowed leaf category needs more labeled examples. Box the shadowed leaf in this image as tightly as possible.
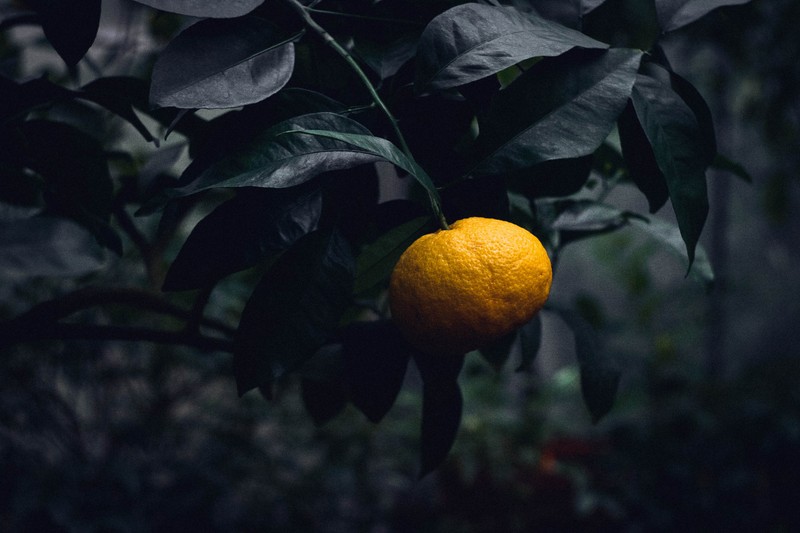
[150,16,298,109]
[415,3,607,92]
[234,228,354,395]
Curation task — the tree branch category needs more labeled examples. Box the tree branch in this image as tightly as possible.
[9,286,237,337]
[0,321,233,353]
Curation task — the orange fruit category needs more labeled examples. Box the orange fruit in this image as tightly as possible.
[388,217,552,355]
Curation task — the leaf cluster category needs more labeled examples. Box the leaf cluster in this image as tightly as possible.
[0,0,750,473]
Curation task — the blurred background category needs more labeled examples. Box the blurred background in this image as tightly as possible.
[1,0,799,531]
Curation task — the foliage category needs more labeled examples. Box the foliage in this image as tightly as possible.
[0,0,750,477]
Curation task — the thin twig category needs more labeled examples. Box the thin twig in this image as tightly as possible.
[283,0,449,230]
[10,286,236,337]
[0,322,233,353]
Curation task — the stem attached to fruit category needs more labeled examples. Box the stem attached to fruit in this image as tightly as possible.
[284,0,450,231]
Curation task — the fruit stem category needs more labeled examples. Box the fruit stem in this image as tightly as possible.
[285,0,450,231]
[284,0,411,156]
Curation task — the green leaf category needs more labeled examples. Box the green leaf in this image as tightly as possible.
[415,3,608,92]
[163,186,322,291]
[285,128,445,221]
[354,216,433,294]
[140,113,383,213]
[150,16,298,109]
[630,216,714,289]
[130,0,264,18]
[343,321,411,423]
[618,100,670,213]
[554,307,620,423]
[630,72,711,268]
[473,48,642,175]
[233,228,354,395]
[711,153,752,183]
[655,0,751,33]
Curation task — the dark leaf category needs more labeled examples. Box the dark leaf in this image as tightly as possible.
[80,77,156,143]
[233,228,354,395]
[473,48,642,175]
[20,120,120,253]
[0,76,74,124]
[655,0,751,33]
[547,199,640,240]
[0,206,108,278]
[479,330,517,371]
[554,307,620,423]
[711,153,752,183]
[414,352,465,477]
[517,314,542,372]
[629,72,711,268]
[283,129,443,211]
[354,216,433,295]
[508,155,594,199]
[355,33,419,80]
[143,113,384,212]
[343,321,411,423]
[301,378,348,426]
[28,0,101,66]
[150,16,298,109]
[618,100,669,212]
[415,3,607,92]
[163,186,322,291]
[130,0,264,18]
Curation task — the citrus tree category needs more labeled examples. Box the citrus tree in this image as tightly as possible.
[0,0,749,475]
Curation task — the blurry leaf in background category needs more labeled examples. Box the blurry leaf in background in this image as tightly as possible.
[163,185,322,291]
[655,0,752,32]
[630,216,714,289]
[18,120,121,254]
[0,205,107,278]
[552,307,620,423]
[473,48,642,175]
[234,228,354,396]
[150,16,298,109]
[415,3,607,92]
[130,0,264,18]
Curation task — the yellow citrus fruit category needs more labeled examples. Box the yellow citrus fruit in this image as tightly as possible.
[389,217,552,355]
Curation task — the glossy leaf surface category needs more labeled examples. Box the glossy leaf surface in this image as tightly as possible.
[131,0,264,18]
[150,16,297,109]
[630,72,711,267]
[473,48,642,175]
[416,3,607,92]
[153,113,382,208]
